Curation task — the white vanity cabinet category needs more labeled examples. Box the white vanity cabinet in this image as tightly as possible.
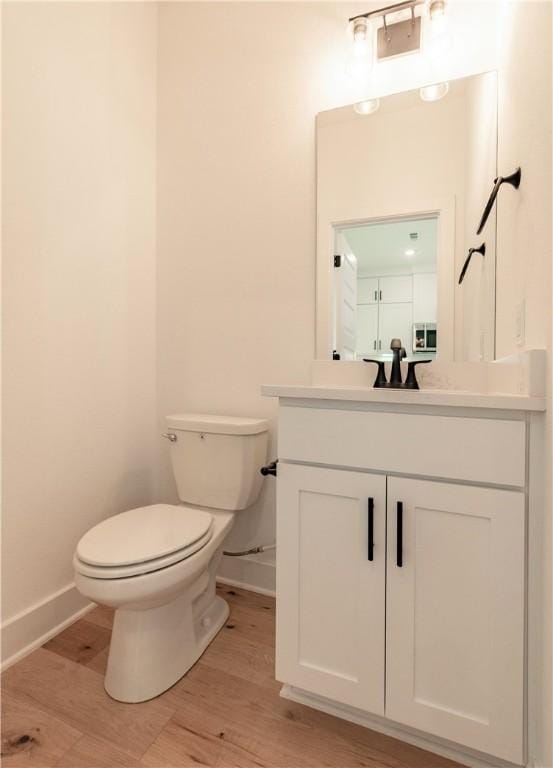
[385,477,524,762]
[277,463,386,715]
[272,397,533,766]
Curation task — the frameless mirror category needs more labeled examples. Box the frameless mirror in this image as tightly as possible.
[316,71,498,363]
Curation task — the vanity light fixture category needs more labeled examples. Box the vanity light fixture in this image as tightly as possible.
[353,98,380,115]
[419,81,449,101]
[346,0,452,75]
[348,0,424,65]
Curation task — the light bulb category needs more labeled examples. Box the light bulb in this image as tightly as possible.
[353,98,380,115]
[420,81,449,102]
[429,0,446,20]
[353,17,368,44]
[345,17,373,88]
[426,0,452,59]
[404,248,416,257]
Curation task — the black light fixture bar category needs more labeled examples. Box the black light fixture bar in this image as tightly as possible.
[349,0,424,24]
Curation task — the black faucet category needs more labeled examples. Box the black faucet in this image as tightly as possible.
[389,338,407,386]
[363,338,432,390]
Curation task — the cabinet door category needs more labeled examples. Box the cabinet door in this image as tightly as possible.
[357,277,379,304]
[378,302,412,352]
[356,303,379,356]
[413,273,437,323]
[386,477,524,764]
[276,463,386,715]
[379,275,412,303]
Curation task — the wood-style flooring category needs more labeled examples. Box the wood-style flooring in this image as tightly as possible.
[1,585,463,768]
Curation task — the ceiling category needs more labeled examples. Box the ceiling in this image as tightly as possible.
[340,217,437,274]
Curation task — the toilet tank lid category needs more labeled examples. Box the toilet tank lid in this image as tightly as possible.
[166,413,269,435]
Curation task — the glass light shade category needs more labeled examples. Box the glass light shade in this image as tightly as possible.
[429,0,446,20]
[420,81,449,102]
[425,5,453,59]
[353,98,380,115]
[345,17,373,88]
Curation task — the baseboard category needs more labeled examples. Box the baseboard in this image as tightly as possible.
[1,583,93,671]
[280,685,521,768]
[218,551,276,596]
[217,576,276,598]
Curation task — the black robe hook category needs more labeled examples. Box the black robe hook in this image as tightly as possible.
[477,167,521,235]
[458,242,486,285]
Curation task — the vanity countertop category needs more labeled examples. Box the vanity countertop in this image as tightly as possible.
[261,384,546,411]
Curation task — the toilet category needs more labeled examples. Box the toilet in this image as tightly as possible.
[73,413,269,703]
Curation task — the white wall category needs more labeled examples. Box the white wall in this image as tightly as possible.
[2,2,158,662]
[461,73,498,362]
[155,1,506,589]
[156,2,354,588]
[494,4,552,766]
[496,1,552,358]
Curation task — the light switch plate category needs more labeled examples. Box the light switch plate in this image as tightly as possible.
[515,299,526,347]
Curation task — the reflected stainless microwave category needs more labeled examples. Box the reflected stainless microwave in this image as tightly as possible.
[413,323,437,352]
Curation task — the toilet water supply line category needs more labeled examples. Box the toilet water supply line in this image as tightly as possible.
[223,543,276,557]
[222,460,278,557]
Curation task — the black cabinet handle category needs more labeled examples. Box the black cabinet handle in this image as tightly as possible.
[477,167,521,235]
[396,501,403,567]
[367,498,374,561]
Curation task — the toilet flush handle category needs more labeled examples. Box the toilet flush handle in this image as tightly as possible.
[161,432,177,442]
[260,460,278,477]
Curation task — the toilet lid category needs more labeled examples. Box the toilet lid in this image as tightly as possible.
[76,504,213,568]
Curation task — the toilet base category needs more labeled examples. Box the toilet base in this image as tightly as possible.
[104,588,229,703]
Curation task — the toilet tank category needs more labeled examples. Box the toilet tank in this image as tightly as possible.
[165,414,269,511]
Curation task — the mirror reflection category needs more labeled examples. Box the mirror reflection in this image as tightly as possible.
[335,216,438,361]
[317,72,498,363]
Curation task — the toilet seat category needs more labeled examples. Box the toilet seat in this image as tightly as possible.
[74,504,214,580]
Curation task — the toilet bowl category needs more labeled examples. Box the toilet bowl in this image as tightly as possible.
[73,414,268,703]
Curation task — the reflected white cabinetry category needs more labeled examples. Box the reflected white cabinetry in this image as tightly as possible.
[275,402,528,766]
[357,277,379,304]
[356,275,414,355]
[357,275,413,304]
[378,303,412,352]
[356,304,379,354]
[413,273,437,322]
[379,275,413,304]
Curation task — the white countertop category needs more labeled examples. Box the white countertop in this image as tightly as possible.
[261,384,546,411]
